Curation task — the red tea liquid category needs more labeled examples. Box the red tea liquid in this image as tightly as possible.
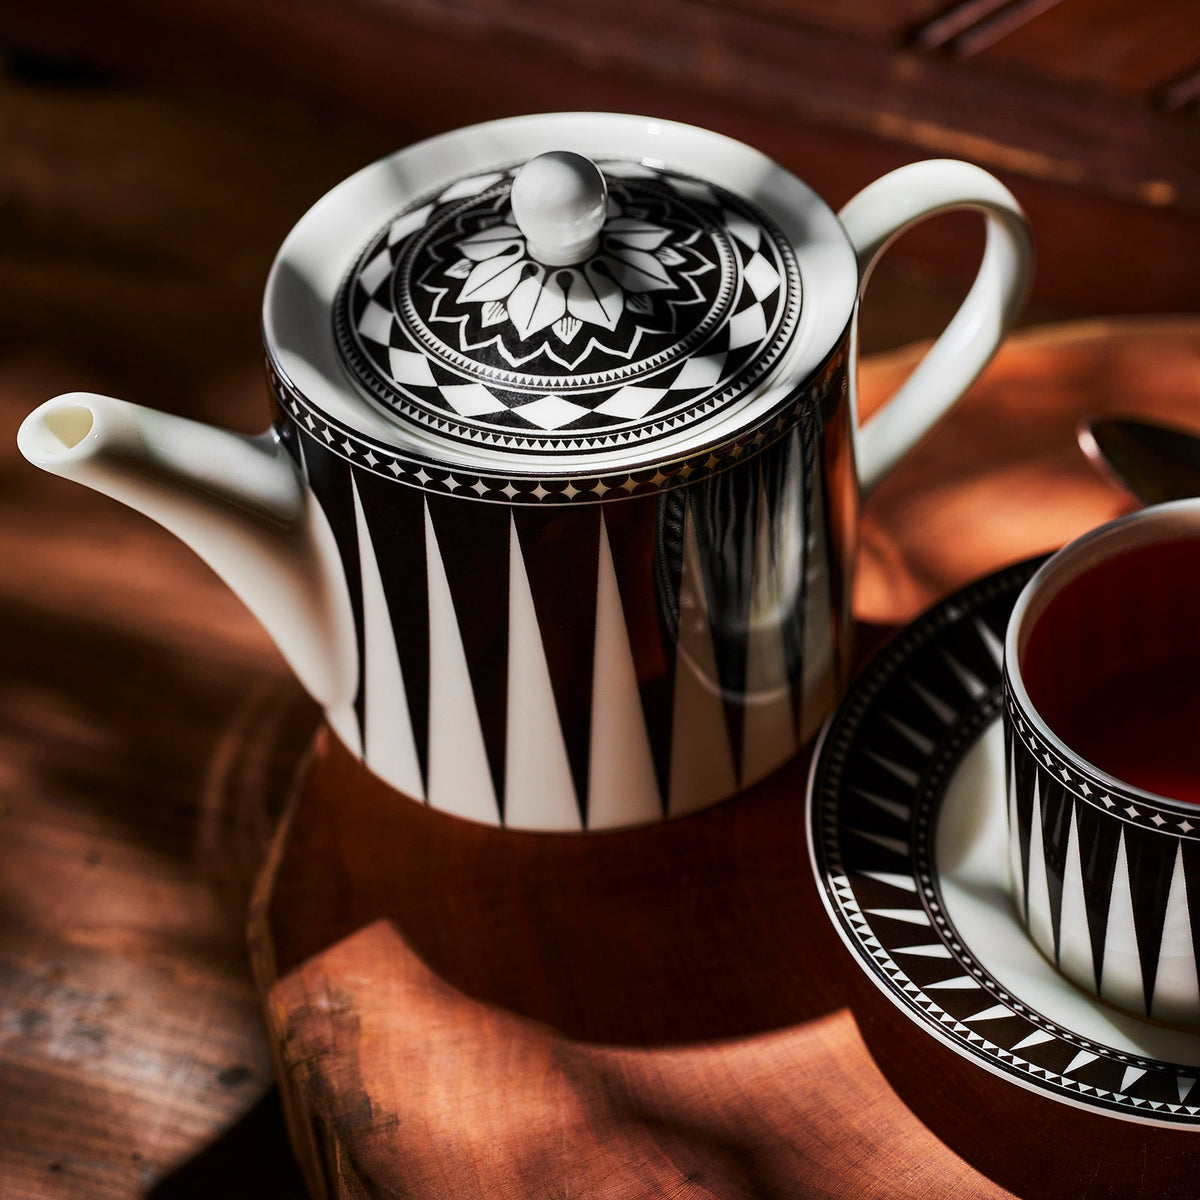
[1021,537,1200,805]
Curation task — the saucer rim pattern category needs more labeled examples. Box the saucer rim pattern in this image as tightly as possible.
[807,558,1200,1128]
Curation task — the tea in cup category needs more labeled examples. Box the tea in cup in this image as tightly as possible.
[1004,498,1200,1024]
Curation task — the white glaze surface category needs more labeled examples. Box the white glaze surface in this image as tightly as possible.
[16,392,358,711]
[511,151,609,266]
[839,159,1033,496]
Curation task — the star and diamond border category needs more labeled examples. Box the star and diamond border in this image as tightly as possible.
[1006,690,1200,839]
[809,559,1200,1127]
[266,347,845,505]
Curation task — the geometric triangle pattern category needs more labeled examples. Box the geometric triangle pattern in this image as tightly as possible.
[330,162,801,460]
[275,359,841,831]
[666,497,740,818]
[1006,689,1200,1024]
[351,475,424,801]
[350,463,431,793]
[586,516,663,829]
[809,558,1200,1128]
[502,512,584,831]
[425,493,510,815]
[421,498,502,827]
[739,467,803,789]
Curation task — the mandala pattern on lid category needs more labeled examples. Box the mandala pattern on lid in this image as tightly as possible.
[333,162,801,455]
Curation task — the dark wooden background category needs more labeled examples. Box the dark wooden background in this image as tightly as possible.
[4,0,1200,314]
[0,1,1198,1196]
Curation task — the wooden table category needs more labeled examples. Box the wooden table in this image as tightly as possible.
[2,63,1199,1200]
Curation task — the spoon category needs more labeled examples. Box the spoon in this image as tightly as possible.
[1077,416,1200,505]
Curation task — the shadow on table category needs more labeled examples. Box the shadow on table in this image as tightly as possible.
[261,732,856,1048]
[853,978,1200,1200]
[149,1089,307,1200]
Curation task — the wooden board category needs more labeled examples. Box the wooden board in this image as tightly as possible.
[3,0,1200,313]
[247,318,1200,1200]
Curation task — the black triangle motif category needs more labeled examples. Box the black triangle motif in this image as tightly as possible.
[1010,725,1039,923]
[424,493,511,817]
[1185,839,1200,1009]
[809,367,851,718]
[511,505,602,827]
[298,429,366,750]
[757,417,817,736]
[352,465,430,795]
[1039,772,1072,962]
[1013,1032,1081,1078]
[608,493,681,813]
[1123,821,1181,1015]
[1072,794,1123,993]
[683,461,758,780]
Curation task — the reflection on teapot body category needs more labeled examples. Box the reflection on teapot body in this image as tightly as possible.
[18,114,1032,832]
[655,385,840,715]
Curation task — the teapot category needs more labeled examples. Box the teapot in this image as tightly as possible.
[18,113,1031,832]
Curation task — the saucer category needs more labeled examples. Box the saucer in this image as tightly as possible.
[807,559,1200,1127]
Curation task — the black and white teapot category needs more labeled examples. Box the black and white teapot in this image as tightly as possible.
[18,113,1032,831]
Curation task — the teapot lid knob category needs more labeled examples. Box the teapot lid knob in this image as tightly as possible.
[511,151,608,266]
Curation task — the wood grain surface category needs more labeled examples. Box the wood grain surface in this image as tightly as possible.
[0,70,365,1200]
[1,50,1198,1200]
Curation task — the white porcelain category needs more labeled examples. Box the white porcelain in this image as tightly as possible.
[510,151,610,265]
[840,158,1031,494]
[18,113,1032,831]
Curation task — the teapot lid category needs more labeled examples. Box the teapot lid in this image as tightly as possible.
[266,114,857,474]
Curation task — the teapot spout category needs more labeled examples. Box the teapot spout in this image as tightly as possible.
[18,392,358,716]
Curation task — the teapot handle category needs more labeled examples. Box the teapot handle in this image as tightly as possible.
[838,160,1033,498]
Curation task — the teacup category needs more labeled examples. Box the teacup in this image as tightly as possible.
[1004,498,1200,1024]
